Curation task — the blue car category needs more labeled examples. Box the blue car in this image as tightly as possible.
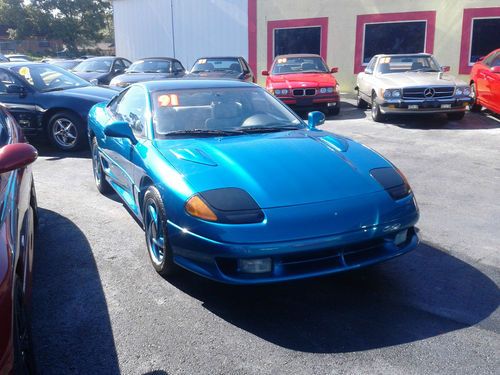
[88,79,419,284]
[0,62,116,151]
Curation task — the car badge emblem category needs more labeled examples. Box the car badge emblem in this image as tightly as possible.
[424,88,435,98]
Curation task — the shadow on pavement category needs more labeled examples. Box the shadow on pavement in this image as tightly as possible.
[374,112,499,130]
[294,101,367,121]
[31,208,120,374]
[28,137,91,160]
[168,242,498,353]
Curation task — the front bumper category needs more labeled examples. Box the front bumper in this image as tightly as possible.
[377,97,472,114]
[167,219,419,284]
[278,94,340,110]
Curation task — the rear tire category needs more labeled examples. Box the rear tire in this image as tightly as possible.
[447,112,465,121]
[143,186,177,277]
[371,95,386,122]
[91,137,112,194]
[47,111,86,151]
[469,83,482,112]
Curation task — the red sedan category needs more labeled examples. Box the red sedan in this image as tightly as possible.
[470,48,500,114]
[262,54,341,115]
[0,107,38,374]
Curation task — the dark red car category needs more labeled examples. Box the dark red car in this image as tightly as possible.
[262,54,340,115]
[470,48,500,114]
[0,107,38,374]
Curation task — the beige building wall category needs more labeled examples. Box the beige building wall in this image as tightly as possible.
[255,0,500,92]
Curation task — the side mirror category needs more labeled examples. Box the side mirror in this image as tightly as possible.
[441,66,450,72]
[307,111,325,129]
[490,66,500,74]
[6,84,25,95]
[0,143,38,174]
[261,70,269,76]
[104,120,138,144]
[330,67,339,73]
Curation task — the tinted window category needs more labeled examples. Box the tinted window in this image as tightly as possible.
[274,27,321,57]
[173,61,184,72]
[0,70,18,94]
[470,18,500,63]
[363,21,426,64]
[129,59,171,73]
[152,87,302,137]
[191,58,240,73]
[73,58,113,73]
[115,86,148,137]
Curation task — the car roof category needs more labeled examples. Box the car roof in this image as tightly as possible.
[135,57,178,62]
[83,56,118,60]
[141,79,255,92]
[195,56,243,60]
[373,53,432,58]
[274,54,322,59]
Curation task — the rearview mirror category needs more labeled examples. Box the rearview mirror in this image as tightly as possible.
[490,66,500,74]
[307,111,325,129]
[0,143,38,173]
[261,70,269,76]
[330,67,339,73]
[104,120,137,144]
[441,66,450,72]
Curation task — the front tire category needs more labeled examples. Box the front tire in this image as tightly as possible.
[47,111,86,151]
[328,105,340,116]
[447,112,465,121]
[469,83,482,112]
[371,95,386,122]
[143,186,176,277]
[91,137,112,194]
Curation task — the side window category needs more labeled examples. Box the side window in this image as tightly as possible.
[173,61,184,72]
[122,59,131,68]
[241,59,250,73]
[484,53,500,67]
[365,57,376,74]
[491,53,500,67]
[115,86,148,138]
[0,70,18,94]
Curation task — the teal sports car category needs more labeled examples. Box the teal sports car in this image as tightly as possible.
[88,79,419,284]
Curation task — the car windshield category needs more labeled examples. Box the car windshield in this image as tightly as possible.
[73,58,113,73]
[129,60,171,73]
[376,55,441,74]
[152,87,303,138]
[11,64,89,92]
[52,60,81,70]
[191,58,241,73]
[271,56,329,74]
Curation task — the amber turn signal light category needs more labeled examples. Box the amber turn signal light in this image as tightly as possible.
[185,195,218,221]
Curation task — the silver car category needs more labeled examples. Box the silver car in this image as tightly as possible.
[356,53,472,122]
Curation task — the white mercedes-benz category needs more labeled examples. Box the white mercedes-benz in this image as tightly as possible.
[356,53,472,122]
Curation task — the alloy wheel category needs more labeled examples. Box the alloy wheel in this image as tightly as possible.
[145,201,165,265]
[52,118,77,148]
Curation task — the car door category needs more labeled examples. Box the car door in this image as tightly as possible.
[0,68,38,132]
[483,52,500,109]
[106,85,147,213]
[358,57,376,100]
[474,53,495,101]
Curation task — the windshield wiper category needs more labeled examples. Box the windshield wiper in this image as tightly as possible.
[43,87,68,92]
[164,129,244,136]
[241,125,303,133]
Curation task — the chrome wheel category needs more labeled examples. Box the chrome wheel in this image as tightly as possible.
[52,118,77,148]
[145,201,165,265]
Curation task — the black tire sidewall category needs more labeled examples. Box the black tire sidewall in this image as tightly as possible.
[143,187,176,276]
[91,138,112,194]
[47,111,86,151]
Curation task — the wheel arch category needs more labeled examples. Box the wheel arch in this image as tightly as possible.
[42,107,84,129]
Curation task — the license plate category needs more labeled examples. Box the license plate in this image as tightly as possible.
[408,105,419,110]
[441,104,451,109]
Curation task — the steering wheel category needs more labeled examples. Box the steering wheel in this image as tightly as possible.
[48,77,64,88]
[241,113,278,127]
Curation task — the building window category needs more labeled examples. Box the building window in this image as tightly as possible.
[267,17,328,69]
[459,7,500,74]
[274,27,321,57]
[470,18,500,63]
[354,11,436,74]
[363,21,427,64]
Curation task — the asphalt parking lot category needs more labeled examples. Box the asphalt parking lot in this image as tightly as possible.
[30,98,499,375]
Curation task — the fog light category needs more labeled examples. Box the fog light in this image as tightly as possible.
[394,229,408,246]
[327,102,337,107]
[237,258,272,273]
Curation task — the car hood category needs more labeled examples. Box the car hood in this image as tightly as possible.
[113,72,174,84]
[188,71,242,79]
[74,71,109,81]
[267,73,336,88]
[44,85,116,102]
[155,130,389,208]
[375,72,468,87]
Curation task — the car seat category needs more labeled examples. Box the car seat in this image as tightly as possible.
[411,62,423,70]
[205,102,242,130]
[229,63,242,73]
[301,62,316,71]
[378,63,391,74]
[196,63,215,71]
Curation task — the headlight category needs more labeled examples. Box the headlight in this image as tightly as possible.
[274,89,281,95]
[185,188,264,224]
[327,87,334,93]
[320,87,327,94]
[370,167,411,200]
[463,87,471,96]
[455,87,463,96]
[383,89,401,99]
[274,89,288,96]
